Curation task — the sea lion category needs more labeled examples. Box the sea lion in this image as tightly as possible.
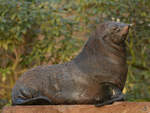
[12,21,130,107]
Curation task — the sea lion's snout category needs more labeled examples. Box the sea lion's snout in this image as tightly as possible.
[120,25,130,36]
[118,24,130,43]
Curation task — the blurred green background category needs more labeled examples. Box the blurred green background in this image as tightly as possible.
[0,0,150,111]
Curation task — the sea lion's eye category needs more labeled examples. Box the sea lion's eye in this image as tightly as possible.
[112,26,120,32]
[112,26,117,30]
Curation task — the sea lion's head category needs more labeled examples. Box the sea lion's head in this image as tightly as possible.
[96,21,130,45]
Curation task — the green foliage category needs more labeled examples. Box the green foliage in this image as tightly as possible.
[0,0,150,110]
[0,0,84,109]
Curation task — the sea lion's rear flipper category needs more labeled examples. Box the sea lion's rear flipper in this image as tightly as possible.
[95,83,124,107]
[12,85,52,105]
[13,96,52,105]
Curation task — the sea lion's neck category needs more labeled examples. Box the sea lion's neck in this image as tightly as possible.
[73,35,126,66]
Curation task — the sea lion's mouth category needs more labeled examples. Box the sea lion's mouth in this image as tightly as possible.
[121,33,128,42]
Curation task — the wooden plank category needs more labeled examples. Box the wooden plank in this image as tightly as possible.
[2,102,150,113]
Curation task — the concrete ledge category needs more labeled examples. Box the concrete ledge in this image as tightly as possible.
[2,102,150,113]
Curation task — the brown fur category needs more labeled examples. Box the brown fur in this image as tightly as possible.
[12,21,129,106]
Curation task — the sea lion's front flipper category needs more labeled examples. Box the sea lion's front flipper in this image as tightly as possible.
[95,83,124,107]
[95,93,124,107]
[13,96,52,105]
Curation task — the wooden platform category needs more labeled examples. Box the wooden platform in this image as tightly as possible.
[2,102,150,113]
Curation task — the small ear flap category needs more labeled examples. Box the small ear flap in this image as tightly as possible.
[96,23,106,33]
[93,23,107,39]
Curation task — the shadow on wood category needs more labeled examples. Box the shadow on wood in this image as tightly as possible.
[2,102,150,113]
